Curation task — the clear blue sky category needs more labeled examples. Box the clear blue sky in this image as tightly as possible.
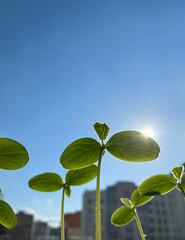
[1,0,185,226]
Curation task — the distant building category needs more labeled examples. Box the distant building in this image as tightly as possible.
[12,211,34,240]
[82,190,107,239]
[48,226,61,240]
[82,181,185,240]
[0,224,9,240]
[65,211,81,240]
[82,182,139,240]
[34,237,59,240]
[139,188,185,240]
[0,236,10,240]
[33,221,49,240]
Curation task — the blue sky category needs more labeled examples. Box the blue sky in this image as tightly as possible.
[1,0,185,226]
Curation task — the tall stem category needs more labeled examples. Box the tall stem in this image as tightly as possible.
[61,188,65,240]
[134,208,145,240]
[96,146,104,240]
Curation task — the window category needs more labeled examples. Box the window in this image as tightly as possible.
[157,219,161,224]
[149,218,154,223]
[88,199,93,204]
[158,227,163,233]
[164,219,168,224]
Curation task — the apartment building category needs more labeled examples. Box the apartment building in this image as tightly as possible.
[139,188,185,240]
[33,221,49,240]
[5,211,34,240]
[82,181,185,240]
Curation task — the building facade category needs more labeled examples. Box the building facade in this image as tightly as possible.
[82,181,185,240]
[33,221,49,240]
[82,190,107,239]
[139,188,185,240]
[13,211,34,240]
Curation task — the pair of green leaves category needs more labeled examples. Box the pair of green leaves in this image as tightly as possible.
[29,165,98,197]
[138,165,185,196]
[60,122,160,170]
[0,138,29,228]
[111,189,153,226]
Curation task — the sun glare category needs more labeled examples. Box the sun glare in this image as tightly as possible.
[141,128,154,138]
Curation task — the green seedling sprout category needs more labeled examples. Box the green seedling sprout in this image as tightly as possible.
[0,138,29,228]
[111,188,153,240]
[60,122,160,240]
[138,163,185,198]
[28,164,98,240]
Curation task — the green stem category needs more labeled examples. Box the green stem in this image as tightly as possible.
[134,208,145,240]
[96,146,104,240]
[178,183,185,198]
[61,188,65,240]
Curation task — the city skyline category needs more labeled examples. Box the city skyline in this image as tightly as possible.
[1,179,184,240]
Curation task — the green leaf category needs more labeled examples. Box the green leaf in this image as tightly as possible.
[65,165,98,186]
[131,188,153,207]
[60,138,102,169]
[139,174,177,196]
[0,138,29,170]
[171,166,184,180]
[105,131,160,162]
[111,206,135,226]
[120,198,132,207]
[177,173,185,192]
[0,200,17,228]
[181,173,185,190]
[64,185,71,198]
[93,122,110,141]
[29,173,64,192]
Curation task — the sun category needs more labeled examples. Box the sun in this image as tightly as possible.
[141,128,154,138]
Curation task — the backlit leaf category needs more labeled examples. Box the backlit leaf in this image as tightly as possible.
[0,138,29,170]
[120,198,132,207]
[0,200,17,228]
[60,138,102,169]
[64,185,71,198]
[172,166,184,180]
[29,173,64,192]
[111,206,135,226]
[93,122,110,141]
[181,174,185,190]
[105,131,160,162]
[139,174,177,196]
[177,173,185,192]
[131,188,153,207]
[65,165,98,186]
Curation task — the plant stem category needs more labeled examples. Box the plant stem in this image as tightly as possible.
[96,146,104,240]
[61,188,65,240]
[134,208,145,240]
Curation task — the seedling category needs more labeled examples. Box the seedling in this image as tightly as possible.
[28,164,98,240]
[0,138,29,228]
[111,188,153,240]
[60,122,160,240]
[138,163,185,197]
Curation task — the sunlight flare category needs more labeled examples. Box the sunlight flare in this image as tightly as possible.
[141,128,154,138]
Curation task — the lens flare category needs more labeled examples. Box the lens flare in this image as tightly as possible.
[141,129,154,138]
